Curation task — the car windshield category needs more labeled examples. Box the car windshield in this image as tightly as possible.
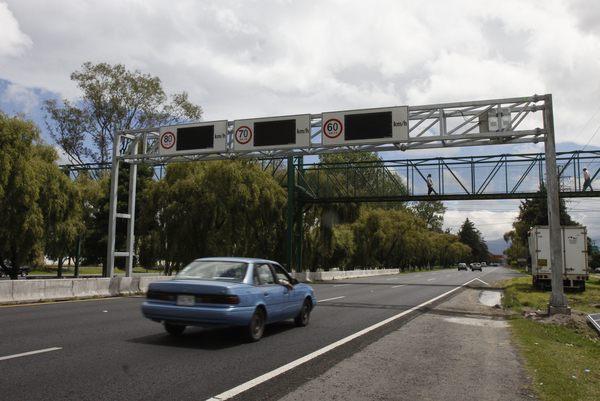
[176,261,248,282]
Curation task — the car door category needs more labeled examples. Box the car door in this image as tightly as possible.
[270,263,302,319]
[253,263,284,323]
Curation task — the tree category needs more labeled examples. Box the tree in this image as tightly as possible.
[350,208,429,270]
[0,112,84,279]
[502,191,578,263]
[458,218,491,263]
[411,201,447,233]
[139,160,288,274]
[44,62,202,165]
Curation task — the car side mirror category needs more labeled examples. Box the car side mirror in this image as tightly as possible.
[290,278,299,285]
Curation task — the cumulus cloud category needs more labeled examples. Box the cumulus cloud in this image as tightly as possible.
[1,0,599,241]
[0,2,31,57]
[3,82,39,112]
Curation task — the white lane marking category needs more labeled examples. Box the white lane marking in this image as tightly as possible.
[206,277,480,401]
[333,284,351,287]
[427,278,436,281]
[318,296,346,303]
[386,278,398,281]
[391,285,405,289]
[0,347,62,361]
[475,278,490,286]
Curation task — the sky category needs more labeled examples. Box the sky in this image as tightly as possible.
[1,0,600,250]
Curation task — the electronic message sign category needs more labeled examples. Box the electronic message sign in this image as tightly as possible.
[233,114,311,152]
[321,106,409,146]
[159,121,228,155]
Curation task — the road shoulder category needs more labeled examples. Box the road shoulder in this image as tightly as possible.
[278,285,535,401]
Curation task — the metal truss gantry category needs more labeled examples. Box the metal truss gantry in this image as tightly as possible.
[107,94,572,314]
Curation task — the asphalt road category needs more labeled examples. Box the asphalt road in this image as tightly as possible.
[0,267,523,400]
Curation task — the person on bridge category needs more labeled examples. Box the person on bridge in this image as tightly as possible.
[427,174,436,195]
[583,167,594,191]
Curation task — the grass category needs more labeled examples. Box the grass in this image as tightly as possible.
[503,274,600,400]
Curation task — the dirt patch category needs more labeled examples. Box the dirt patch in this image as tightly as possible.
[478,279,599,337]
[520,306,596,334]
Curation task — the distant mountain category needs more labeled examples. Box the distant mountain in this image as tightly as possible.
[486,238,509,256]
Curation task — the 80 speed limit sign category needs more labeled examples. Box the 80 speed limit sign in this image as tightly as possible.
[161,131,176,149]
[323,119,342,139]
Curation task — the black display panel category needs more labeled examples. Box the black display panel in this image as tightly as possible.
[254,119,296,147]
[177,125,214,150]
[345,111,393,141]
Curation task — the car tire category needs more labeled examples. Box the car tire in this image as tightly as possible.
[164,323,186,335]
[245,309,265,342]
[294,299,311,327]
[20,271,27,277]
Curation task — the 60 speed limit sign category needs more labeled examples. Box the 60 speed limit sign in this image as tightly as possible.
[323,118,342,139]
[161,131,176,149]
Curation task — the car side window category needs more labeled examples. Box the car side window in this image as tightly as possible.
[254,264,275,285]
[271,264,291,283]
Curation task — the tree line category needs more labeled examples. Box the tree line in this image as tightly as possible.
[0,62,495,279]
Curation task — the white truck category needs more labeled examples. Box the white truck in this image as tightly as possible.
[528,225,588,291]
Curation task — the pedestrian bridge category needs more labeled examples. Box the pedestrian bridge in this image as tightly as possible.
[282,150,599,203]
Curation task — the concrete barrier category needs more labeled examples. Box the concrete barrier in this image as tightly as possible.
[0,281,14,303]
[292,268,400,282]
[108,277,121,296]
[1,268,400,305]
[96,278,112,297]
[73,278,99,298]
[45,279,74,301]
[12,280,45,303]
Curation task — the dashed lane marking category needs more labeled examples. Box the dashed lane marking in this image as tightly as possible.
[0,347,62,361]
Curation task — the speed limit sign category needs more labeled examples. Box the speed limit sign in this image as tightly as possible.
[161,131,176,149]
[235,126,252,145]
[323,119,342,139]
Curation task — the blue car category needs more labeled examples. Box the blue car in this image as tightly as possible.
[142,257,317,342]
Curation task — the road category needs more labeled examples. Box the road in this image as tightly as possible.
[0,267,524,400]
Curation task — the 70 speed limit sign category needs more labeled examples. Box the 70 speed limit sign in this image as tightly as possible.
[323,118,343,139]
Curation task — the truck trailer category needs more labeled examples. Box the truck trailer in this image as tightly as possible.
[528,226,588,291]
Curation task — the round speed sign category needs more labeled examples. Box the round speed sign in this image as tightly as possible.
[235,125,253,145]
[161,131,176,149]
[323,118,343,139]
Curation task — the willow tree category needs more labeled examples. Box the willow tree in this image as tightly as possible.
[350,208,429,269]
[139,160,288,274]
[0,112,84,279]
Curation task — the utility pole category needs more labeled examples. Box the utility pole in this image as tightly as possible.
[544,94,570,315]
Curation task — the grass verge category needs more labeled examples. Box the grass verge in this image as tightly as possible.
[503,274,600,400]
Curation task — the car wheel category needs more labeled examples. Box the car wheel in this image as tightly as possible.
[246,309,265,342]
[294,299,311,327]
[20,271,27,277]
[164,323,186,335]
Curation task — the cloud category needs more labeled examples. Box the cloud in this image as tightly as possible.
[2,82,39,113]
[0,2,31,57]
[1,0,599,242]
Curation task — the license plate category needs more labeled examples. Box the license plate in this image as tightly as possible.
[177,295,195,306]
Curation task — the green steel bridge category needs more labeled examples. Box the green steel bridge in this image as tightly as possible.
[265,150,600,203]
[64,149,599,202]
